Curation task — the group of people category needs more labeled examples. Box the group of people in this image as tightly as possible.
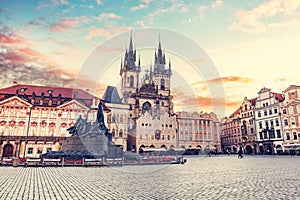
[226,147,244,158]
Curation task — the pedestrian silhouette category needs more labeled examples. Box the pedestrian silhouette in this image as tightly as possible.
[238,147,243,158]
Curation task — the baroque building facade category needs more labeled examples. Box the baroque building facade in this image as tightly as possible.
[220,107,242,153]
[240,97,257,154]
[176,111,221,152]
[0,84,106,158]
[254,87,284,155]
[280,85,300,153]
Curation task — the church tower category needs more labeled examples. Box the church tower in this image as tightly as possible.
[153,35,172,98]
[120,31,141,103]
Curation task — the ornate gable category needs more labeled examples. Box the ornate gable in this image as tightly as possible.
[57,100,89,111]
[258,87,271,94]
[0,96,32,108]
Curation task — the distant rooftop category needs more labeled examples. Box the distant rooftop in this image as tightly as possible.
[102,86,122,104]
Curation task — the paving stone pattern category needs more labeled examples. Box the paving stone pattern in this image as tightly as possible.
[0,156,300,199]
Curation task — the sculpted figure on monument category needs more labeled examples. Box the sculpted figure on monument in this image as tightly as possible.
[67,100,112,141]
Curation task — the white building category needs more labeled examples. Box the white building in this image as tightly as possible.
[254,87,284,154]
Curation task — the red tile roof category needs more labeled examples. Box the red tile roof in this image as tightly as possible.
[272,92,284,102]
[249,97,257,106]
[229,106,241,119]
[0,84,110,109]
[0,84,97,100]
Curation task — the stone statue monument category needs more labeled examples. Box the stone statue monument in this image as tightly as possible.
[67,100,112,141]
[62,100,121,158]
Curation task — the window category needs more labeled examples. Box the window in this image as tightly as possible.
[258,112,261,117]
[37,148,43,154]
[284,119,288,126]
[291,117,296,125]
[70,112,76,119]
[275,119,279,126]
[283,109,287,114]
[27,148,33,154]
[274,108,278,114]
[286,132,290,140]
[62,112,68,119]
[129,75,134,87]
[259,122,262,129]
[270,120,274,127]
[276,130,281,138]
[265,121,269,129]
[264,110,267,116]
[245,105,248,111]
[263,131,267,139]
[259,132,263,140]
[269,130,275,138]
[293,132,297,140]
[160,79,165,90]
[47,148,52,152]
[266,103,268,106]
[269,110,272,115]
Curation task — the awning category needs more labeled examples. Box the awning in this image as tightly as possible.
[284,145,300,150]
[141,148,167,152]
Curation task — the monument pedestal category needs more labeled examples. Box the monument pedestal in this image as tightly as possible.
[62,135,123,158]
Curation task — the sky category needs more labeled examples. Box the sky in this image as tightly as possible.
[1,0,300,118]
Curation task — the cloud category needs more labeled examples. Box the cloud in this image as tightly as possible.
[228,0,300,33]
[208,76,253,84]
[80,5,94,9]
[50,16,90,32]
[96,0,103,5]
[85,25,130,40]
[131,0,152,11]
[0,26,25,44]
[95,13,122,22]
[211,0,222,9]
[36,0,68,10]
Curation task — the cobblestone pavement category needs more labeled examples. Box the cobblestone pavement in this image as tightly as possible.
[0,155,300,199]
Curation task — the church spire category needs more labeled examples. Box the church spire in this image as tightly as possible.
[157,34,163,64]
[129,29,133,53]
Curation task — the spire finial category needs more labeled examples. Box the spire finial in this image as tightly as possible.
[129,29,133,52]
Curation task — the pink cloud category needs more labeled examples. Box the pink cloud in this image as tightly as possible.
[229,0,300,33]
[95,13,122,22]
[0,33,24,43]
[50,16,90,32]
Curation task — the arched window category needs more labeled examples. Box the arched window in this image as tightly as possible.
[130,75,134,87]
[142,102,151,114]
[160,79,165,90]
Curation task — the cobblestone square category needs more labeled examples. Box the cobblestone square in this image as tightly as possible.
[0,155,299,199]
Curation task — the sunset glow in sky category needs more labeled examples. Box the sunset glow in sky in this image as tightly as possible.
[1,0,300,117]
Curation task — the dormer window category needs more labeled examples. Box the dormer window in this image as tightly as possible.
[20,88,27,92]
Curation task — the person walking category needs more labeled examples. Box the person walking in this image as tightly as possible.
[238,147,243,158]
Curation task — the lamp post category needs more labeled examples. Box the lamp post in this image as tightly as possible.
[23,107,32,158]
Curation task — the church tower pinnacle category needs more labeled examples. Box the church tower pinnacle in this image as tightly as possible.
[120,30,141,103]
